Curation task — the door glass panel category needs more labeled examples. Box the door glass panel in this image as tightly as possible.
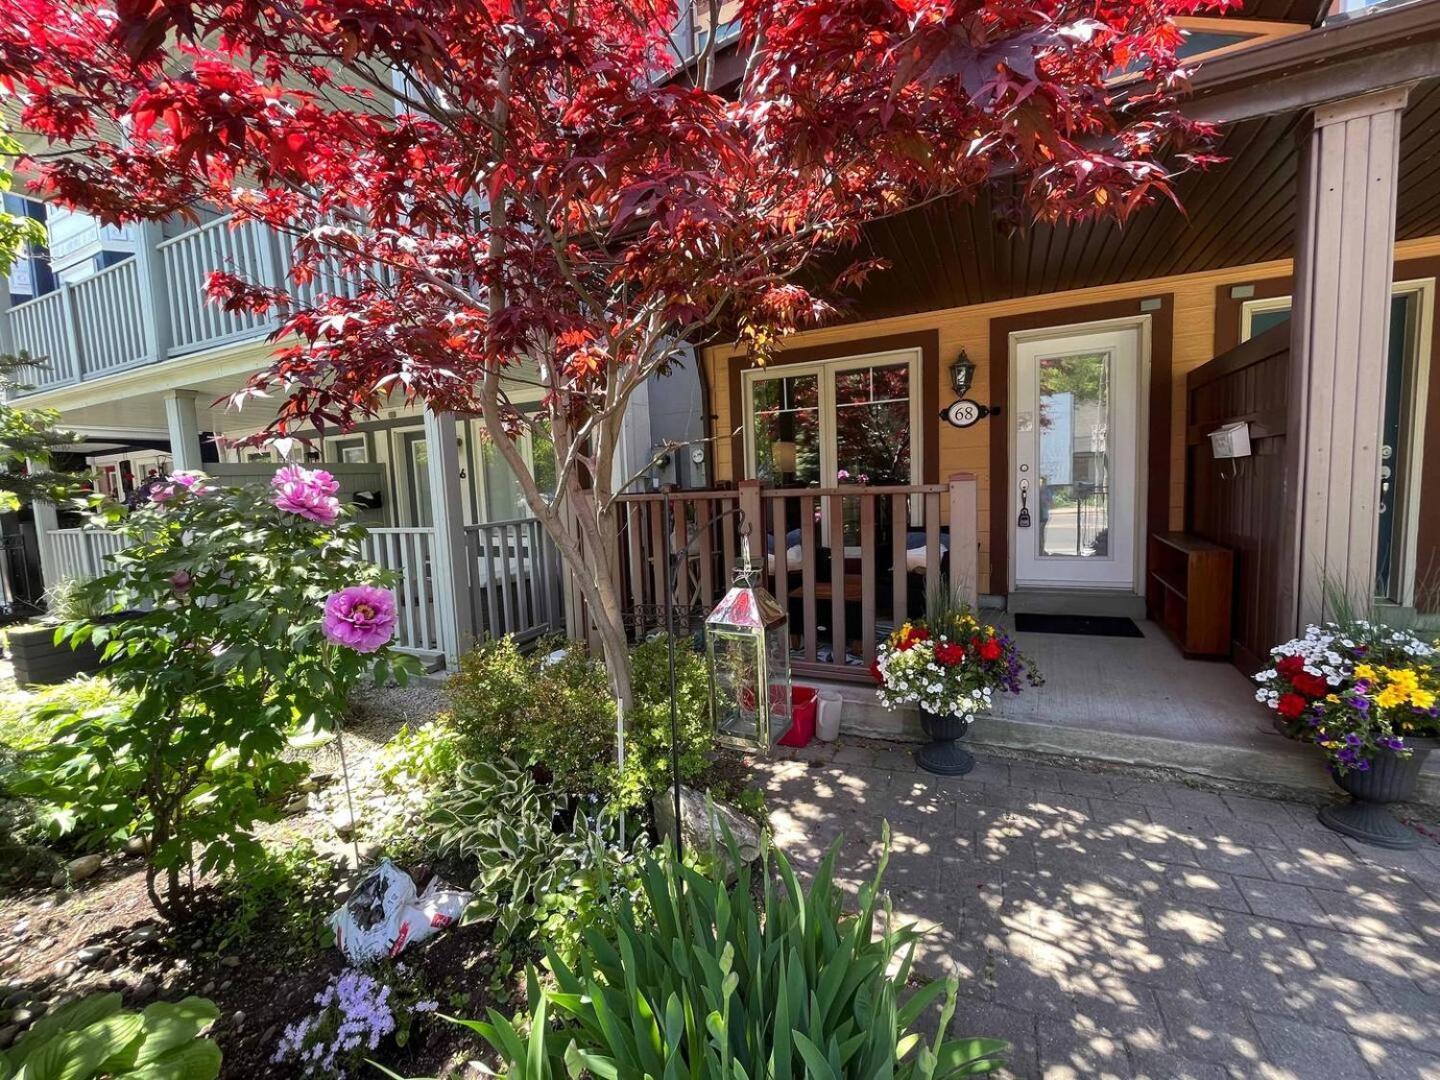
[1376,293,1415,601]
[1037,351,1111,559]
[482,438,526,521]
[407,436,433,527]
[752,373,820,487]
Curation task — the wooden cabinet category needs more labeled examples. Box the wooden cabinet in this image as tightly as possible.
[1146,533,1234,658]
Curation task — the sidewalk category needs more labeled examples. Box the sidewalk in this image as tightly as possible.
[754,740,1440,1079]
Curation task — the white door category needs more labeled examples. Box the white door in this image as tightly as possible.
[1012,323,1142,590]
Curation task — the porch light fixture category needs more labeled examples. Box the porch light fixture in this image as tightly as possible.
[704,540,792,753]
[949,350,977,397]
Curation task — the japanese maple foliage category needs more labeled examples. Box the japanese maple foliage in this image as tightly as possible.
[0,0,1226,725]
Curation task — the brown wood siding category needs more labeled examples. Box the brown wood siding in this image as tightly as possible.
[1211,255,1440,612]
[1186,324,1291,673]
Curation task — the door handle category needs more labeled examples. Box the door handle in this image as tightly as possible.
[1017,479,1032,529]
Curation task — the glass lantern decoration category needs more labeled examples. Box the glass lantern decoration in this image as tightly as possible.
[705,539,793,752]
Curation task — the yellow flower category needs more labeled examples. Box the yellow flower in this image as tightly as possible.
[1355,664,1377,681]
[1411,689,1436,710]
[1325,694,1340,703]
[1376,685,1409,709]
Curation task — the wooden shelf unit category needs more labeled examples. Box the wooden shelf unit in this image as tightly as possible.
[1146,532,1234,658]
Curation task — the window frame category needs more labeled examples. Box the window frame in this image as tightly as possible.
[741,347,924,490]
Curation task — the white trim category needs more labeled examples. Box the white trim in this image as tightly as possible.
[739,346,924,488]
[1007,315,1152,595]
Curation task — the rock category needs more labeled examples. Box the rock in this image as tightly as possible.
[329,806,359,839]
[220,954,241,969]
[124,926,162,947]
[231,1010,245,1029]
[201,981,216,996]
[66,855,103,882]
[124,835,151,856]
[0,1025,18,1050]
[652,786,762,879]
[75,946,108,967]
[130,979,158,1006]
[10,1007,35,1027]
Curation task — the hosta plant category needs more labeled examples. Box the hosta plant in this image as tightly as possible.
[0,992,219,1080]
[466,825,1007,1078]
[427,758,641,959]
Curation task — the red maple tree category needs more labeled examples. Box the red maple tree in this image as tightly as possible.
[1,0,1225,739]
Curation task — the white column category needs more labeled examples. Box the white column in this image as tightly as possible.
[132,221,170,363]
[0,273,15,359]
[27,458,59,592]
[1283,87,1410,630]
[422,409,475,666]
[162,389,205,472]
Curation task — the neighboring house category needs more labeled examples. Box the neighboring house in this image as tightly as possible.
[1,0,1437,720]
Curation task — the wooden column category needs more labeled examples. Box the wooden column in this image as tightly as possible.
[27,458,59,592]
[948,473,979,610]
[738,478,762,569]
[162,389,205,473]
[1282,87,1409,630]
[132,221,170,363]
[422,409,475,667]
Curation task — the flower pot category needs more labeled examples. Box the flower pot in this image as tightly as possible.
[1318,740,1438,850]
[816,691,843,742]
[915,707,974,776]
[4,623,104,688]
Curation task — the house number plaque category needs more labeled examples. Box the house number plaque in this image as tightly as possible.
[941,399,1000,428]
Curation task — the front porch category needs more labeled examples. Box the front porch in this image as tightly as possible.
[798,614,1440,803]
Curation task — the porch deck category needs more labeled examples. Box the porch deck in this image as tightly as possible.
[812,616,1440,802]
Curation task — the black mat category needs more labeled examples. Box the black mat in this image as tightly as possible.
[1013,613,1145,638]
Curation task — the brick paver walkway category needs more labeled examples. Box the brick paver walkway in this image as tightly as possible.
[754,741,1440,1080]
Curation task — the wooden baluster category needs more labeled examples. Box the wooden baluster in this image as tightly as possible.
[948,473,979,610]
[721,496,737,581]
[696,499,715,607]
[829,492,846,672]
[925,491,941,601]
[770,495,788,622]
[626,501,645,635]
[648,501,665,618]
[860,493,876,664]
[670,491,690,615]
[891,492,908,627]
[800,494,817,663]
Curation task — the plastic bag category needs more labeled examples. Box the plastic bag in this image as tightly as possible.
[330,858,472,962]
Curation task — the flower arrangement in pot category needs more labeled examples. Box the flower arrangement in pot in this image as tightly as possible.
[874,588,1040,776]
[1255,619,1439,849]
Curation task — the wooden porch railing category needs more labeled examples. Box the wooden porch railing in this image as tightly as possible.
[463,518,565,646]
[615,475,977,683]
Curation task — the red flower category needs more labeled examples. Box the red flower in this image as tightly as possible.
[1276,655,1305,678]
[896,626,930,651]
[1276,693,1308,719]
[1292,673,1329,698]
[978,638,1003,662]
[935,642,965,667]
[869,659,883,683]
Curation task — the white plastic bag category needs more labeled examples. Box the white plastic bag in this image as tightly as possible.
[330,858,472,962]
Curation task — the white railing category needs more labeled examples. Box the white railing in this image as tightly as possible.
[9,290,77,388]
[465,517,564,645]
[360,526,442,655]
[159,216,274,355]
[69,259,148,375]
[48,527,130,584]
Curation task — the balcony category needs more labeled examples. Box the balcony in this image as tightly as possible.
[1,215,360,396]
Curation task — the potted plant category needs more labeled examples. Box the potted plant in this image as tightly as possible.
[1255,619,1439,849]
[873,589,1040,775]
[4,578,107,688]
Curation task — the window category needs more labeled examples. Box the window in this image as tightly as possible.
[1107,18,1304,83]
[325,435,369,464]
[744,350,920,489]
[474,416,556,522]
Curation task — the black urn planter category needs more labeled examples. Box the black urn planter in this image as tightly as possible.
[915,708,975,776]
[1318,739,1437,850]
[5,623,105,688]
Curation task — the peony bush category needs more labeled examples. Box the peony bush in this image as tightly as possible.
[14,466,418,919]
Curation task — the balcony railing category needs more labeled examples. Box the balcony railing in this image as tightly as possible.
[3,214,364,396]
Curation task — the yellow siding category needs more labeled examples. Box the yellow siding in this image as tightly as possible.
[705,235,1440,594]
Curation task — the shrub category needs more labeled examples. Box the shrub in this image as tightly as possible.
[12,469,418,920]
[467,826,1007,1078]
[0,992,220,1079]
[444,634,713,809]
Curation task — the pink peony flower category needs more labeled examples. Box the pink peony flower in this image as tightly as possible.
[169,569,192,594]
[151,471,214,506]
[322,585,396,653]
[272,465,341,526]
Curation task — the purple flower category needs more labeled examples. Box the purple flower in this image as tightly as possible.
[272,464,341,526]
[322,585,396,653]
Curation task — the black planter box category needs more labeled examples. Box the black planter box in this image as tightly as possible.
[5,623,105,688]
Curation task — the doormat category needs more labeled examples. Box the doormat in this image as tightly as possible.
[1013,613,1144,638]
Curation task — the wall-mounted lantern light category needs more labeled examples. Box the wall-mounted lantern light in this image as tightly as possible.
[949,349,977,398]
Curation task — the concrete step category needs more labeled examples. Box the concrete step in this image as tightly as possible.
[796,677,1440,805]
[1006,589,1146,619]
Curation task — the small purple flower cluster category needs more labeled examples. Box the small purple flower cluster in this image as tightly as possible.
[272,464,341,526]
[271,969,398,1077]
